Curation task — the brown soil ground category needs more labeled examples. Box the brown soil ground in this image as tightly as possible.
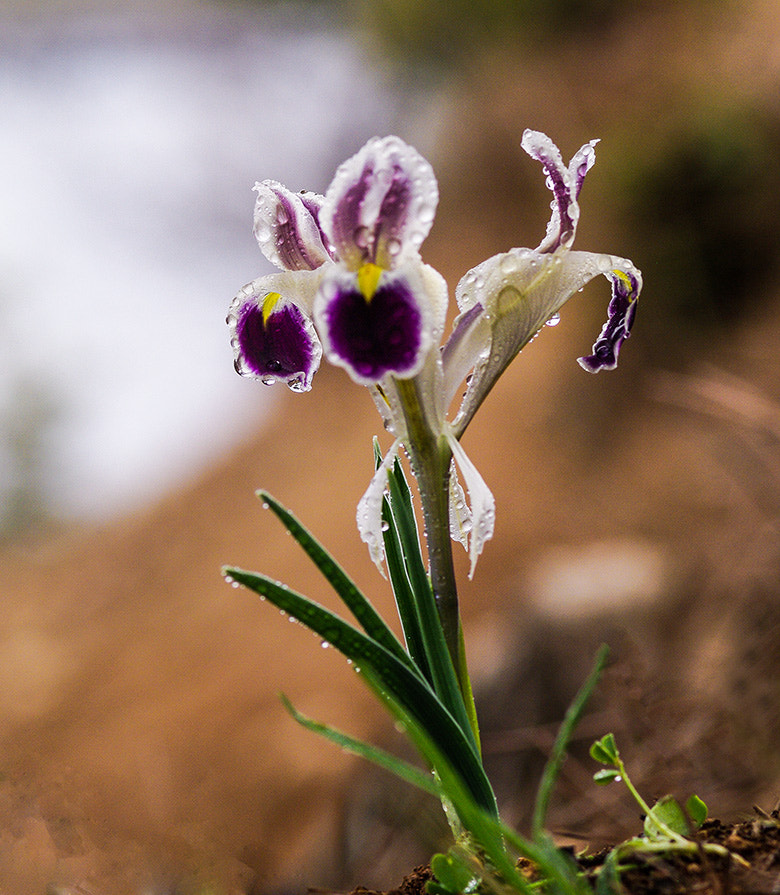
[358,810,780,895]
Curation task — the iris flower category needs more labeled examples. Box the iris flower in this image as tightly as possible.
[228,131,641,594]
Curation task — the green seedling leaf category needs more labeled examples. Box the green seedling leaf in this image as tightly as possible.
[590,733,619,765]
[533,644,609,839]
[280,695,440,798]
[429,852,478,895]
[593,768,622,786]
[686,794,708,829]
[644,795,690,839]
[257,491,411,668]
[224,566,497,816]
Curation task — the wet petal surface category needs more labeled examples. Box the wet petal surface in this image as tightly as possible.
[320,136,438,270]
[229,279,322,390]
[316,267,430,384]
[253,181,334,271]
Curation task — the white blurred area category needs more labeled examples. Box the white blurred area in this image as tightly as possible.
[0,1,411,525]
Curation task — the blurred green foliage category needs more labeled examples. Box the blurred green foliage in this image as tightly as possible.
[615,102,780,344]
[352,0,626,70]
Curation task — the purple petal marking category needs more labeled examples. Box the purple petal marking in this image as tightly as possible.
[522,130,576,251]
[321,276,423,381]
[441,301,484,368]
[321,136,438,270]
[254,182,334,271]
[326,161,374,266]
[578,270,640,373]
[235,298,319,388]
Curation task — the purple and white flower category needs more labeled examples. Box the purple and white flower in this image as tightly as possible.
[229,130,642,572]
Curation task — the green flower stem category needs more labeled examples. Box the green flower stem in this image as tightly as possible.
[395,377,477,740]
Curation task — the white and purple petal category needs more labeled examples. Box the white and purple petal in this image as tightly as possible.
[521,130,597,253]
[228,271,323,391]
[314,262,443,386]
[253,181,335,271]
[319,136,438,271]
[578,265,641,373]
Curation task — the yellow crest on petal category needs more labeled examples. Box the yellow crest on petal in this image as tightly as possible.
[357,263,383,302]
[261,291,282,324]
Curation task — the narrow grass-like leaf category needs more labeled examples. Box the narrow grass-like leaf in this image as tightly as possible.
[532,644,610,840]
[384,460,478,753]
[280,694,440,798]
[224,566,497,815]
[258,490,410,668]
[381,493,433,682]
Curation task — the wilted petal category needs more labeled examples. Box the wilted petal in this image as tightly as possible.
[315,261,443,386]
[578,265,641,372]
[228,271,323,391]
[320,136,438,271]
[254,181,335,271]
[447,434,495,578]
[521,130,598,253]
[357,439,400,572]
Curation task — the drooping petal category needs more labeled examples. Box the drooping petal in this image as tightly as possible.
[314,261,445,386]
[228,270,323,391]
[521,130,598,253]
[320,136,438,271]
[578,265,641,372]
[356,439,400,572]
[451,250,641,435]
[253,181,335,271]
[447,434,495,578]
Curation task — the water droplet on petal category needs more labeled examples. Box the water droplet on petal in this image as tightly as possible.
[320,640,330,649]
[386,237,402,257]
[354,226,370,248]
[546,313,561,327]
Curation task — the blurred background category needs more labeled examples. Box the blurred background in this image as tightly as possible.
[2,0,780,892]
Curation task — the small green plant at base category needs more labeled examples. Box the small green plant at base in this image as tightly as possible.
[589,732,736,881]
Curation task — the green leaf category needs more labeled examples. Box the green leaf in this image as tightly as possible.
[533,644,609,838]
[644,795,690,839]
[590,733,619,766]
[384,459,478,754]
[593,769,622,786]
[594,847,623,895]
[224,566,497,816]
[686,794,708,829]
[381,487,433,682]
[430,852,477,895]
[280,694,440,798]
[257,490,410,667]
